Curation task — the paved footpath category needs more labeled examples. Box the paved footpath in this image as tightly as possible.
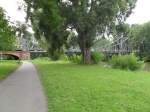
[0,61,47,112]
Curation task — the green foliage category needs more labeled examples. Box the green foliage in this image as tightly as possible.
[65,32,78,49]
[14,22,34,50]
[110,54,142,70]
[60,54,82,63]
[63,0,136,64]
[0,7,16,50]
[129,22,150,60]
[60,54,69,61]
[68,54,82,64]
[24,0,137,64]
[93,38,111,51]
[48,50,62,61]
[91,52,104,64]
[24,0,68,60]
[30,52,48,59]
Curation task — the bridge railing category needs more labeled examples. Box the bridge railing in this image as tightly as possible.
[0,51,30,60]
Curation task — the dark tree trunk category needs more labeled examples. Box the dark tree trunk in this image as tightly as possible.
[82,47,91,64]
[79,35,91,64]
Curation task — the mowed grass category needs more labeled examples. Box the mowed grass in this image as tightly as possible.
[34,60,150,112]
[0,61,19,80]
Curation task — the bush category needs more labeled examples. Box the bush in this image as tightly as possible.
[110,54,142,70]
[91,52,104,64]
[49,51,60,61]
[69,54,82,64]
[60,54,69,61]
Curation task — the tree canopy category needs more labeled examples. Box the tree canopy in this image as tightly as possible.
[23,0,68,60]
[24,0,137,63]
[129,22,150,61]
[0,7,16,51]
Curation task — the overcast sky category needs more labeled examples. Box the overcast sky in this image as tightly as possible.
[0,0,26,23]
[126,0,150,24]
[0,0,150,24]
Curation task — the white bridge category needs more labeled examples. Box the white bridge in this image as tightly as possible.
[100,37,139,55]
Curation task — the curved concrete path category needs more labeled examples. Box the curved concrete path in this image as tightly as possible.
[0,61,47,112]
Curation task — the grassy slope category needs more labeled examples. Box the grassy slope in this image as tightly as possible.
[0,61,19,80]
[34,60,150,112]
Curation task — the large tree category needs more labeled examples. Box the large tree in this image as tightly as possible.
[129,22,150,61]
[23,0,68,60]
[60,0,137,64]
[0,7,16,51]
[24,0,137,63]
[14,21,35,50]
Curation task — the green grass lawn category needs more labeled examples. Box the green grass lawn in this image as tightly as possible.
[34,60,150,112]
[0,61,19,80]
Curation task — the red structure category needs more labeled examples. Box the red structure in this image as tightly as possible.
[0,51,30,60]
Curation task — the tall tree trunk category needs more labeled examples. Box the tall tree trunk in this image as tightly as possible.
[79,35,91,64]
[82,47,91,64]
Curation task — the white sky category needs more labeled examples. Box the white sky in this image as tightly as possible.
[126,0,150,24]
[0,0,150,25]
[0,0,26,23]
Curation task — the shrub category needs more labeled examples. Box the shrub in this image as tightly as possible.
[69,54,82,64]
[91,52,104,64]
[110,54,142,70]
[49,51,60,61]
[60,54,69,61]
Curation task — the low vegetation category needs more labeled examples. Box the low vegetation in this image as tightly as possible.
[59,51,103,64]
[91,52,104,64]
[34,60,150,112]
[67,54,82,64]
[110,54,142,71]
[0,61,19,80]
